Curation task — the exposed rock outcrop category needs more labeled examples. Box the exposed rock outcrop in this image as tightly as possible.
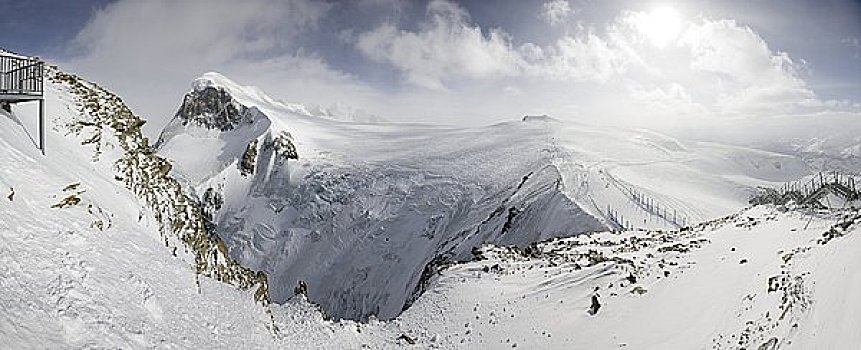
[50,70,271,306]
[173,80,257,131]
[240,140,258,176]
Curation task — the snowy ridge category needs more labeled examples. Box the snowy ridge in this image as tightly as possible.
[5,66,861,348]
[397,206,861,348]
[157,78,608,319]
[156,73,816,322]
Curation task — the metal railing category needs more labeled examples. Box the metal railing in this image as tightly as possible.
[0,53,44,97]
[751,171,860,207]
[604,171,689,230]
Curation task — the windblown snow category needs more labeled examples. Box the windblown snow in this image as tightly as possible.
[1,68,859,349]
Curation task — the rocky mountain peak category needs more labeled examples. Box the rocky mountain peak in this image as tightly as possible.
[173,77,259,131]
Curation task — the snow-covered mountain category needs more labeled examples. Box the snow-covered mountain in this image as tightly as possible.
[0,68,279,348]
[307,102,388,124]
[667,113,861,173]
[155,72,813,321]
[2,67,860,348]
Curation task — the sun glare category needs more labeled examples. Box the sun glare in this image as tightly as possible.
[637,6,682,48]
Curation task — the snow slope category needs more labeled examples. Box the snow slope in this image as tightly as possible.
[0,70,303,348]
[2,67,860,349]
[0,67,450,349]
[397,206,861,349]
[156,72,813,321]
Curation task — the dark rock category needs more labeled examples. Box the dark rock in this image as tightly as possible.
[270,131,299,160]
[397,334,416,345]
[239,140,258,176]
[294,280,308,297]
[51,195,81,208]
[758,337,779,350]
[587,294,601,316]
[172,84,255,131]
[626,273,637,284]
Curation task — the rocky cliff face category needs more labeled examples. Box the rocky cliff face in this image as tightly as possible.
[50,70,271,306]
[171,80,258,131]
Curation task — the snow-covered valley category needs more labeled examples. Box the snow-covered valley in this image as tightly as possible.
[155,72,818,321]
[2,68,860,349]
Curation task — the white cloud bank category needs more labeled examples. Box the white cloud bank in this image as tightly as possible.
[356,0,524,90]
[61,0,381,135]
[58,0,858,133]
[353,1,854,124]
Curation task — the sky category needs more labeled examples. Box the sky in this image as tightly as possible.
[1,0,859,136]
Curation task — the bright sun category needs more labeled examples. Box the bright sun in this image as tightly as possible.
[636,6,682,48]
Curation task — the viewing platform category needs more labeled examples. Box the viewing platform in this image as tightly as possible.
[0,51,45,154]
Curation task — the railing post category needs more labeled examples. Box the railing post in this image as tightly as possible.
[39,98,44,155]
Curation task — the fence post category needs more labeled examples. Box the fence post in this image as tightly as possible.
[39,98,44,155]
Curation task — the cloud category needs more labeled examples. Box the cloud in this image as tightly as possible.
[56,0,856,134]
[71,0,328,65]
[519,10,838,120]
[355,0,637,88]
[356,0,524,90]
[540,0,573,26]
[527,30,640,83]
[678,18,816,114]
[59,0,384,136]
[626,82,708,117]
